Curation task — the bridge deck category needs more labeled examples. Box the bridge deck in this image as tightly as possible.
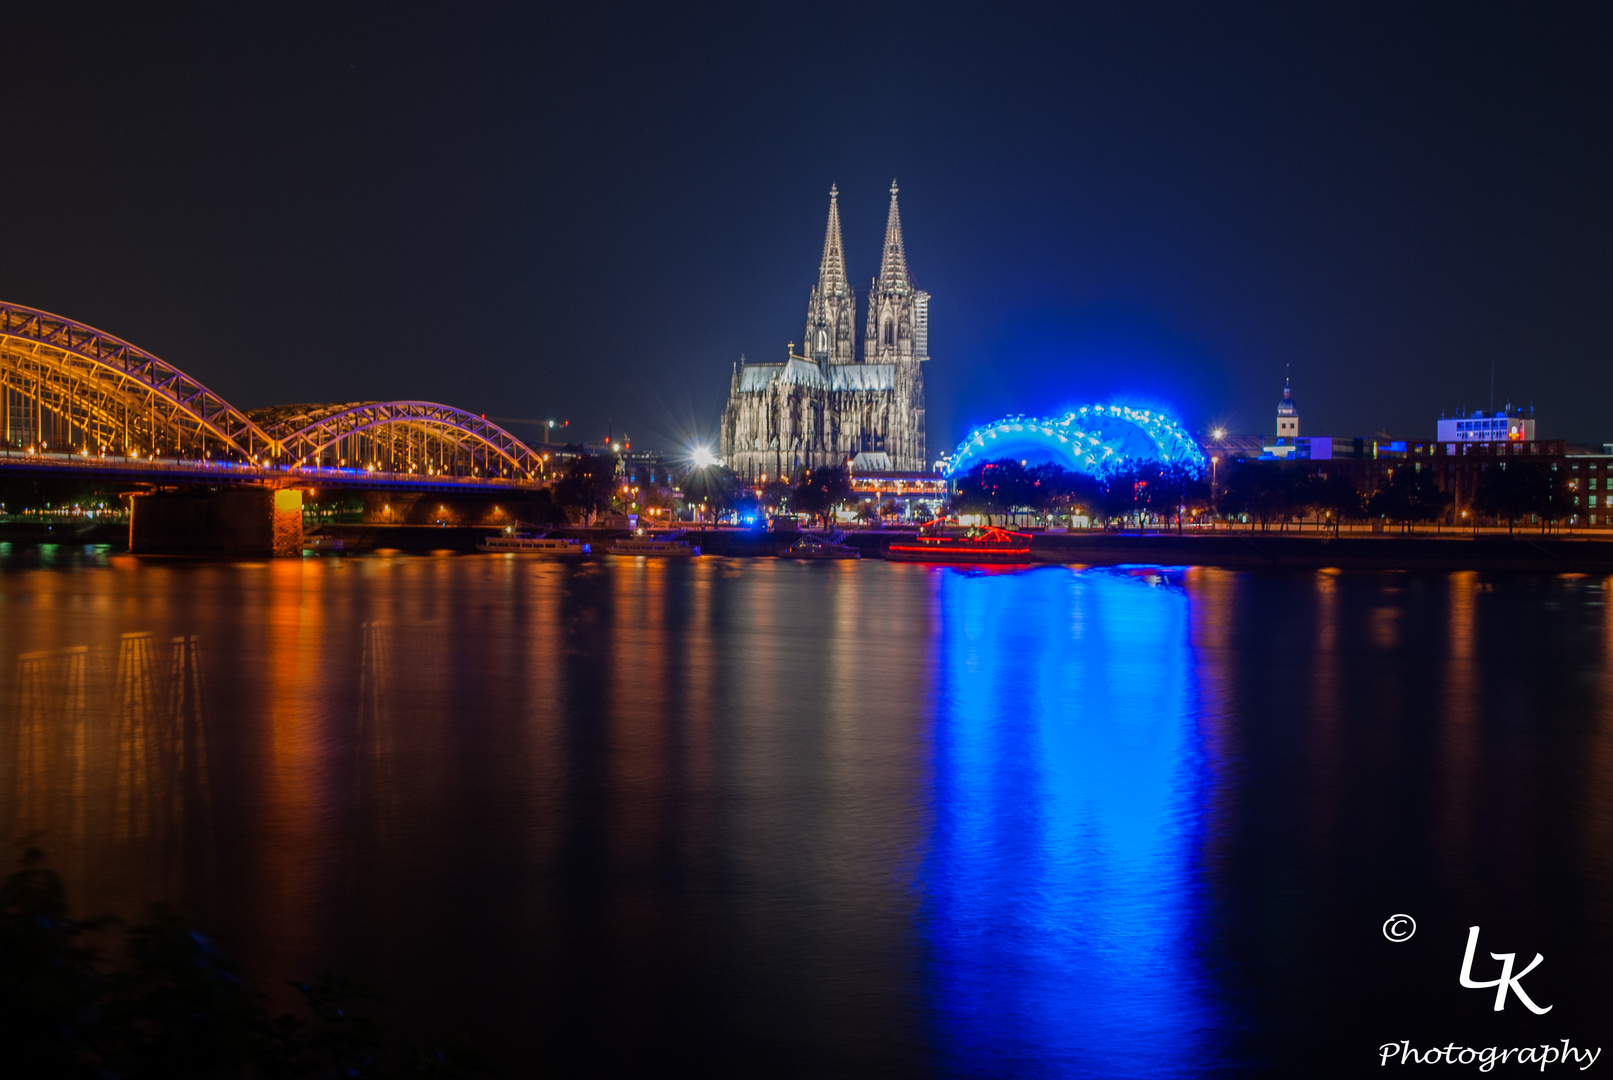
[0,449,546,492]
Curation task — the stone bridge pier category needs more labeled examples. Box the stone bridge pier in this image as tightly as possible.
[129,487,302,556]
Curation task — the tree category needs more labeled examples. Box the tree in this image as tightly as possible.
[678,463,747,523]
[952,459,1025,524]
[1302,472,1365,536]
[1094,463,1141,529]
[1038,466,1102,524]
[790,465,853,529]
[1137,462,1207,533]
[553,454,617,523]
[1218,460,1300,531]
[1473,461,1572,535]
[759,478,792,514]
[1473,462,1527,533]
[1368,464,1451,532]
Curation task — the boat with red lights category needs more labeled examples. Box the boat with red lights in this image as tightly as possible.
[885,525,1034,564]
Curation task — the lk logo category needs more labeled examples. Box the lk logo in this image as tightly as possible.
[1458,926,1552,1014]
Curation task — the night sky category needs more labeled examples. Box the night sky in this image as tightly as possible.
[5,3,1611,454]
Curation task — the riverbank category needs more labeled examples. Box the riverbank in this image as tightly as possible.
[821,529,1613,573]
[9,521,1613,573]
[0,520,126,545]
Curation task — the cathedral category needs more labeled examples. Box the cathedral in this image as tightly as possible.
[720,181,929,479]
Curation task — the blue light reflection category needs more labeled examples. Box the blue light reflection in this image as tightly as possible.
[922,566,1221,1078]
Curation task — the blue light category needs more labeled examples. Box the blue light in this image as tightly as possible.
[922,566,1222,1075]
[947,406,1207,477]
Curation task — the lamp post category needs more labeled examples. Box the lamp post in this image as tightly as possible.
[1210,455,1220,529]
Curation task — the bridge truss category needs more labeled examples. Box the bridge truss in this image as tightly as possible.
[248,402,548,480]
[0,302,276,460]
[0,302,549,484]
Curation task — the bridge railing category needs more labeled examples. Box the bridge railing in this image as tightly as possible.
[0,448,548,488]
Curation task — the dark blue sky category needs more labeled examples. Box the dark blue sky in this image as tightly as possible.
[5,3,1611,453]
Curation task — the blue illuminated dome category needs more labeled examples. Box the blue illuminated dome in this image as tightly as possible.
[947,406,1207,477]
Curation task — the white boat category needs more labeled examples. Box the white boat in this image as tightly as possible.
[479,535,591,556]
[606,536,700,557]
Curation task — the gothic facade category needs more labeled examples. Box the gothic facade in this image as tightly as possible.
[720,182,928,479]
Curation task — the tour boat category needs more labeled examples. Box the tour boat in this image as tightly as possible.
[884,525,1034,564]
[606,536,701,557]
[479,535,591,557]
[781,534,860,560]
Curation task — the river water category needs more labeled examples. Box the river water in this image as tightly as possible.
[1,547,1609,1077]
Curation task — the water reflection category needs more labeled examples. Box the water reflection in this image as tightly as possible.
[1,554,1610,1076]
[5,630,212,889]
[923,567,1219,1077]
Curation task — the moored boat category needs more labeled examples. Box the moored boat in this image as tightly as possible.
[781,534,860,560]
[885,525,1033,564]
[606,536,700,557]
[479,535,591,556]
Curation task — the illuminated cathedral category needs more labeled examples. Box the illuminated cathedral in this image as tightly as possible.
[720,182,929,478]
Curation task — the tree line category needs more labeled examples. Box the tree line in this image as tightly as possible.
[535,452,1582,534]
[1214,457,1575,534]
[949,455,1579,534]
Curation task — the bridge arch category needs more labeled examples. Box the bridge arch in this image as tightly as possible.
[948,406,1207,477]
[248,402,548,479]
[0,302,275,459]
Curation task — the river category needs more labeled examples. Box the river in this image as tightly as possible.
[1,546,1609,1076]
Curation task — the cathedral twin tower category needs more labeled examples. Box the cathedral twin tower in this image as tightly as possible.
[720,181,929,478]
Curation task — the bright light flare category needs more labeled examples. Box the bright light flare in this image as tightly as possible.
[689,445,717,469]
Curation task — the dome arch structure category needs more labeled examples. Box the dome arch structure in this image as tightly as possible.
[947,405,1207,478]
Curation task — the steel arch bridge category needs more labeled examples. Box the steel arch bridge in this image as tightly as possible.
[948,406,1207,477]
[248,402,545,479]
[0,301,277,460]
[0,301,546,483]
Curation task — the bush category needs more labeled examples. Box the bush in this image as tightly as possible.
[0,846,487,1079]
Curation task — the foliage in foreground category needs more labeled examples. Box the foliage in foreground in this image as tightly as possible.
[0,847,488,1079]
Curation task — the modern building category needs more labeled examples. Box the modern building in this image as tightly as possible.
[720,182,928,479]
[1436,409,1535,443]
[847,470,948,518]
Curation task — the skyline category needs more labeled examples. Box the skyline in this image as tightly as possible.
[3,4,1611,452]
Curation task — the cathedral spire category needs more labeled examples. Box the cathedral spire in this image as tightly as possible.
[816,184,849,298]
[806,184,856,364]
[877,179,911,292]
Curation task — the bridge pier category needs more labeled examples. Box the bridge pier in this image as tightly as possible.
[130,487,302,556]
